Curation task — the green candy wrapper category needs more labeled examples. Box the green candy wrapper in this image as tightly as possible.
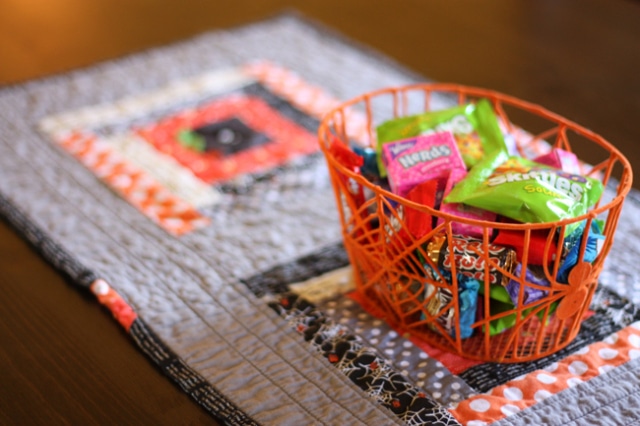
[479,283,558,336]
[376,98,507,175]
[444,152,604,224]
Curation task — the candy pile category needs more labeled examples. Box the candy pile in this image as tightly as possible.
[330,99,605,339]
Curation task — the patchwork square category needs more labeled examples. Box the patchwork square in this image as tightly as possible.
[39,63,341,236]
[189,117,270,155]
[135,94,316,184]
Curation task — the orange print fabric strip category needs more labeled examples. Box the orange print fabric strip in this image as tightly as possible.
[450,321,640,425]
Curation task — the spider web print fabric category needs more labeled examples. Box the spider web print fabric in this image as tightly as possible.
[2,13,640,426]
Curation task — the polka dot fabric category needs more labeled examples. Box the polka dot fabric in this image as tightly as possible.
[450,321,640,424]
[328,293,477,405]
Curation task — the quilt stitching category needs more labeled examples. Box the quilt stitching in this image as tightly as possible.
[269,293,462,426]
[128,319,260,426]
[450,321,640,424]
[12,129,366,424]
[77,193,386,423]
[49,178,380,424]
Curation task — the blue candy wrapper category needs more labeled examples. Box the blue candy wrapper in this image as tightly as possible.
[422,267,479,339]
[557,220,604,283]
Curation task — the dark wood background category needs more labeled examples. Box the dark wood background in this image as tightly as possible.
[1,0,638,424]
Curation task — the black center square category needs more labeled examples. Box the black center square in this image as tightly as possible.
[194,117,270,156]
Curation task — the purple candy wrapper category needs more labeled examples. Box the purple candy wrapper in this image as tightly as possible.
[506,264,550,306]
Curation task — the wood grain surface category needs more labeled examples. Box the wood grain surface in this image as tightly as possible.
[1,1,638,424]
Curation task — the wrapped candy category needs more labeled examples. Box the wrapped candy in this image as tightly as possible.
[404,179,441,240]
[352,144,382,182]
[421,266,480,339]
[492,226,558,265]
[505,264,551,306]
[478,283,558,336]
[534,148,581,175]
[437,168,496,237]
[556,220,604,283]
[376,98,508,172]
[426,233,516,287]
[444,152,604,224]
[381,131,464,198]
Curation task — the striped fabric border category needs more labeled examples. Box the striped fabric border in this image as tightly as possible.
[129,319,259,426]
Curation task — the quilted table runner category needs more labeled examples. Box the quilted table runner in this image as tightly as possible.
[1,14,640,425]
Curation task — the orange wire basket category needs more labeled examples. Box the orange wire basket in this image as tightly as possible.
[318,84,633,363]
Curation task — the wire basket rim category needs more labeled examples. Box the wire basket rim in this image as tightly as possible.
[318,82,633,230]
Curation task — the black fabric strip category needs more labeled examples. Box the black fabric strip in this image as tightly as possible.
[0,193,97,288]
[243,246,463,424]
[268,293,461,426]
[242,82,321,133]
[459,286,640,392]
[241,242,350,298]
[129,319,261,426]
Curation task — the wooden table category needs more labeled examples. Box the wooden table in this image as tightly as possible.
[1,1,638,424]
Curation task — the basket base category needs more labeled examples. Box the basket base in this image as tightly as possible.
[408,317,580,364]
[354,288,582,363]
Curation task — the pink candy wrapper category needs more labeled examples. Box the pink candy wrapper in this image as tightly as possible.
[382,132,465,198]
[438,168,496,237]
[534,148,581,175]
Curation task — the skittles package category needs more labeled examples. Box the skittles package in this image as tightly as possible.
[444,152,604,224]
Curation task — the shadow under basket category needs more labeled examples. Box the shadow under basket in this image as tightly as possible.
[318,83,633,363]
